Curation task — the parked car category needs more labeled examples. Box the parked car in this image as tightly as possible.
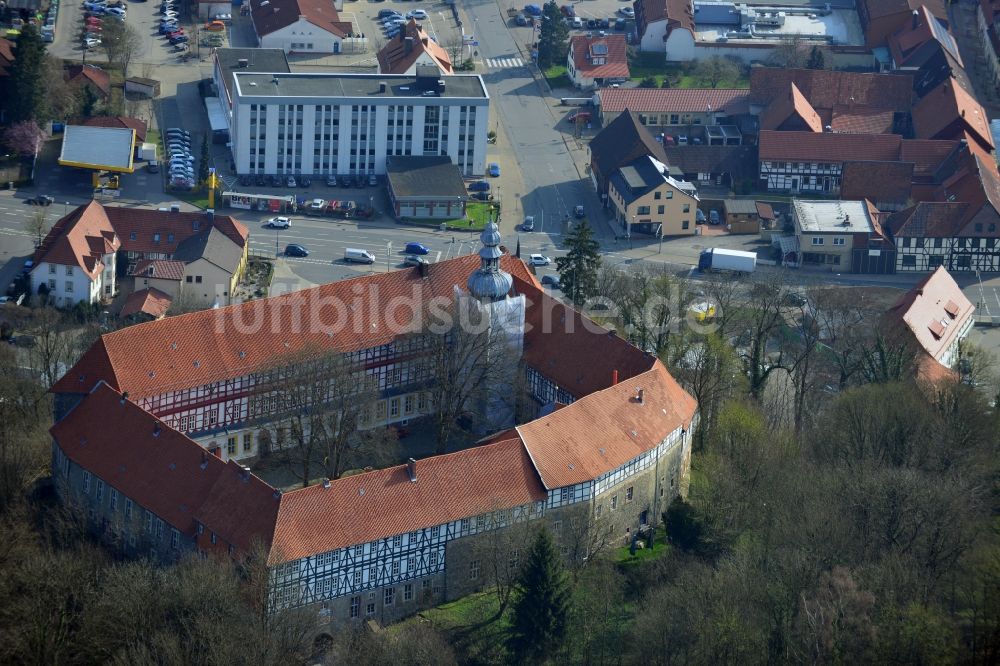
[286,175,297,187]
[471,191,493,201]
[165,128,189,138]
[405,242,430,255]
[574,204,585,218]
[524,3,542,16]
[405,9,427,19]
[212,12,232,20]
[255,174,266,186]
[84,37,101,48]
[204,20,225,31]
[169,34,188,44]
[378,8,401,18]
[709,209,720,224]
[529,254,552,266]
[26,195,54,205]
[468,180,490,192]
[368,174,378,186]
[521,216,535,231]
[404,255,429,267]
[618,6,634,17]
[284,244,309,257]
[488,162,501,177]
[299,176,311,187]
[326,176,338,187]
[541,274,560,288]
[515,13,529,25]
[266,216,291,229]
[147,160,160,173]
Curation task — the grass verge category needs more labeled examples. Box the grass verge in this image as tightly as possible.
[542,64,572,89]
[614,531,669,565]
[466,201,499,227]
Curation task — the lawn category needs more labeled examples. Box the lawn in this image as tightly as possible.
[171,188,214,209]
[628,54,749,89]
[614,530,669,566]
[408,591,511,663]
[542,64,572,89]
[466,201,499,227]
[401,201,497,232]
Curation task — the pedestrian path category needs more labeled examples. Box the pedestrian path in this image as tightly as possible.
[483,56,525,69]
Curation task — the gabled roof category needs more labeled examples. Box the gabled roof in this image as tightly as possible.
[598,88,749,116]
[129,259,186,281]
[120,287,173,319]
[569,34,629,80]
[634,0,694,35]
[900,138,961,180]
[52,255,537,398]
[77,116,148,142]
[376,20,453,75]
[758,130,902,162]
[758,82,822,133]
[268,437,546,563]
[662,144,755,179]
[589,110,669,184]
[516,361,696,489]
[885,202,971,237]
[840,161,914,205]
[911,78,995,149]
[250,0,350,38]
[889,5,962,66]
[749,67,914,111]
[828,105,896,134]
[172,226,245,274]
[32,200,120,279]
[886,266,974,363]
[103,206,249,256]
[65,65,111,97]
[51,382,229,536]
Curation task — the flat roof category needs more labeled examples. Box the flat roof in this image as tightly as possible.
[58,125,135,173]
[695,8,863,45]
[386,156,468,198]
[204,97,228,132]
[233,72,488,100]
[214,47,290,102]
[793,199,875,234]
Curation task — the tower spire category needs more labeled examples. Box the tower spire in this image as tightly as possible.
[466,221,513,301]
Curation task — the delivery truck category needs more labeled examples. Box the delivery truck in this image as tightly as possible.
[698,248,757,274]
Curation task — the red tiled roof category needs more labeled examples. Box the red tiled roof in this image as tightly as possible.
[516,361,696,489]
[840,161,914,205]
[53,254,537,398]
[377,20,453,75]
[103,205,249,256]
[886,266,974,363]
[749,67,913,111]
[77,116,148,142]
[888,5,963,67]
[569,34,629,80]
[66,65,111,97]
[598,88,748,116]
[912,79,995,149]
[900,138,960,179]
[195,460,281,557]
[267,438,546,563]
[51,382,229,536]
[755,201,776,220]
[120,288,173,319]
[250,0,348,38]
[759,83,822,133]
[829,105,896,134]
[634,0,694,35]
[758,130,902,162]
[129,259,186,281]
[32,200,120,279]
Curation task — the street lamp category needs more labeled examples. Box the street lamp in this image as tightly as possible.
[386,241,392,273]
[658,223,663,254]
[275,227,280,258]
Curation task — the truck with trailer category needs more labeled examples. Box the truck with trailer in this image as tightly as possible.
[697,248,757,274]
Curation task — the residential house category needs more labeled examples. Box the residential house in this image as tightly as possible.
[589,110,670,198]
[566,34,629,90]
[28,201,121,307]
[608,155,699,236]
[65,64,111,101]
[791,199,886,272]
[119,287,174,321]
[633,0,695,60]
[171,227,253,306]
[883,265,975,380]
[911,79,995,153]
[856,0,948,47]
[977,0,1000,93]
[249,0,356,54]
[128,259,186,301]
[722,199,762,234]
[662,144,755,190]
[596,88,749,142]
[887,5,967,97]
[377,20,453,76]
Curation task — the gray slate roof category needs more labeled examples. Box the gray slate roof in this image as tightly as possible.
[386,156,469,199]
[172,227,244,273]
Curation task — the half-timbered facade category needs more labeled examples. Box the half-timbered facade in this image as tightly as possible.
[50,250,699,630]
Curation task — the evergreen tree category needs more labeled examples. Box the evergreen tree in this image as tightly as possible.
[807,46,825,70]
[507,529,570,664]
[536,0,569,69]
[198,135,210,188]
[555,219,601,306]
[6,26,49,124]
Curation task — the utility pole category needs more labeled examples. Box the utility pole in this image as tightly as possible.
[658,223,663,253]
[386,241,392,272]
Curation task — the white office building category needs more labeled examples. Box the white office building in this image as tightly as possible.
[230,70,490,177]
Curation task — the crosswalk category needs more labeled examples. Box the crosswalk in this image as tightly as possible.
[484,56,525,69]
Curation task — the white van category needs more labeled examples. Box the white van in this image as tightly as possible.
[345,248,376,264]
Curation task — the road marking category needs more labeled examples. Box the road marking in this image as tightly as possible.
[485,57,524,69]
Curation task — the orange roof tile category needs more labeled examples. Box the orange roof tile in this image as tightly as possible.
[120,288,173,319]
[517,361,696,489]
[886,266,975,363]
[65,65,111,97]
[758,130,902,163]
[598,88,748,115]
[250,0,348,38]
[759,83,822,133]
[129,259,186,281]
[912,79,995,149]
[267,438,546,563]
[78,116,148,142]
[569,34,629,80]
[32,200,120,279]
[829,105,896,134]
[749,67,913,111]
[194,460,281,555]
[377,20,453,75]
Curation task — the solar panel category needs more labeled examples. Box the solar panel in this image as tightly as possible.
[590,43,608,56]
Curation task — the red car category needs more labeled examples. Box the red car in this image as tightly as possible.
[166,29,184,38]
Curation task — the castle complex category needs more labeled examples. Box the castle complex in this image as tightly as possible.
[49,224,698,626]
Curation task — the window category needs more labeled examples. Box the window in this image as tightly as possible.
[350,596,360,618]
[389,398,400,418]
[392,534,402,548]
[65,281,73,293]
[682,221,690,230]
[811,237,825,246]
[611,494,618,510]
[227,437,236,456]
[243,432,253,452]
[682,204,690,213]
[66,266,74,276]
[153,233,160,243]
[195,276,203,284]
[49,264,56,274]
[96,480,104,502]
[470,560,481,580]
[185,276,193,283]
[657,205,665,215]
[83,471,91,493]
[404,583,413,601]
[404,395,414,415]
[626,486,634,503]
[833,238,845,246]
[596,504,603,517]
[366,599,376,616]
[392,560,400,576]
[211,531,217,545]
[902,255,917,267]
[636,206,650,215]
[384,587,395,605]
[125,498,132,519]
[110,489,118,511]
[171,529,179,549]
[654,191,661,200]
[666,191,673,199]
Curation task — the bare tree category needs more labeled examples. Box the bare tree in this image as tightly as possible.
[24,209,49,248]
[0,344,51,510]
[101,20,143,77]
[472,503,538,614]
[736,278,793,398]
[672,333,746,451]
[768,36,808,69]
[694,56,740,88]
[807,287,878,389]
[26,307,84,389]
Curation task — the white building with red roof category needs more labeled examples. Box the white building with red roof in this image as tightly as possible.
[566,34,629,90]
[376,20,453,76]
[249,0,357,54]
[50,231,699,627]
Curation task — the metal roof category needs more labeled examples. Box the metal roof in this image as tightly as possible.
[58,125,135,173]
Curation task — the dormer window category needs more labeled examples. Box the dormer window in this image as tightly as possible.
[589,42,608,65]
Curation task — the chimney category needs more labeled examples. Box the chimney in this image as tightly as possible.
[121,391,129,403]
[418,261,428,277]
[404,36,414,54]
[407,457,417,482]
[636,388,645,404]
[379,80,386,93]
[421,37,428,46]
[612,369,619,385]
[322,478,331,489]
[912,8,919,28]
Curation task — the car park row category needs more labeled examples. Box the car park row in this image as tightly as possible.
[164,128,196,190]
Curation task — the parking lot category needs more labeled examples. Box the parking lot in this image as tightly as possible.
[501,0,638,47]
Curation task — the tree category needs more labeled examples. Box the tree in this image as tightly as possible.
[672,332,745,451]
[806,46,826,70]
[101,20,143,76]
[768,36,807,69]
[536,0,569,69]
[663,496,704,552]
[3,120,45,157]
[6,26,49,124]
[199,134,210,188]
[507,528,571,664]
[555,220,601,306]
[24,209,49,248]
[737,279,791,398]
[694,56,739,88]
